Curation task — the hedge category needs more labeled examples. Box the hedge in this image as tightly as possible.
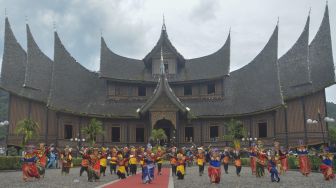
[0,156,82,170]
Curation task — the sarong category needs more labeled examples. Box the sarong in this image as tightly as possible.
[208,166,221,183]
[320,164,335,180]
[298,156,311,175]
[142,164,155,183]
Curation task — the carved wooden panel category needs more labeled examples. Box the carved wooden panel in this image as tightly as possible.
[151,111,176,129]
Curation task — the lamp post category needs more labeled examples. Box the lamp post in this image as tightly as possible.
[0,120,9,156]
[307,114,335,144]
[70,137,85,158]
[242,137,257,146]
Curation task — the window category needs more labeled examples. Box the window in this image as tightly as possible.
[184,85,192,96]
[136,128,145,142]
[185,127,193,142]
[258,122,267,138]
[111,127,121,142]
[164,64,169,73]
[210,126,219,140]
[138,86,146,96]
[207,83,216,94]
[64,125,73,139]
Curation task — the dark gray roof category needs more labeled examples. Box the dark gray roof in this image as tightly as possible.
[22,24,53,102]
[48,32,141,117]
[278,5,335,100]
[183,25,283,116]
[99,33,230,83]
[309,5,336,92]
[139,65,188,114]
[143,26,185,68]
[278,15,311,99]
[0,18,27,96]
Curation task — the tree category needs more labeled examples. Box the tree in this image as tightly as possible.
[150,129,167,146]
[81,118,104,146]
[329,127,336,144]
[227,118,247,140]
[15,118,40,146]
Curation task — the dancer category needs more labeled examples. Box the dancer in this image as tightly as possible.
[196,147,205,176]
[47,144,57,169]
[256,140,267,177]
[297,140,311,176]
[279,146,288,174]
[268,153,280,182]
[156,147,164,175]
[60,146,72,175]
[176,152,186,180]
[169,147,177,176]
[100,147,108,176]
[21,144,40,181]
[222,147,230,174]
[233,140,242,177]
[116,151,127,179]
[319,148,335,181]
[87,147,101,182]
[109,147,118,174]
[142,151,155,183]
[248,144,257,175]
[129,152,137,175]
[79,147,89,176]
[36,143,49,178]
[208,148,221,183]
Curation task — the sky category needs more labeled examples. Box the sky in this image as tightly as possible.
[0,0,335,102]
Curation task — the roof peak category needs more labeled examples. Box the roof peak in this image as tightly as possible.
[162,14,166,31]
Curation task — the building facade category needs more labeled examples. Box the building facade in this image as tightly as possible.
[1,5,335,148]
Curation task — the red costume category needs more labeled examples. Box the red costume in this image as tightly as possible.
[297,146,311,176]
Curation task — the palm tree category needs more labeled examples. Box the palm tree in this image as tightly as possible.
[15,118,40,146]
[150,129,167,146]
[81,118,104,146]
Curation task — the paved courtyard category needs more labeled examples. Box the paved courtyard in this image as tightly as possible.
[174,165,336,188]
[0,166,335,188]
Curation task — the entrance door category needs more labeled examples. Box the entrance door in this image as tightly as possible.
[154,119,175,146]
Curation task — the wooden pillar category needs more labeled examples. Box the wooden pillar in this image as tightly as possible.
[56,112,60,147]
[249,117,252,138]
[6,94,12,153]
[273,111,276,138]
[323,90,329,144]
[200,120,203,146]
[284,107,288,147]
[301,97,308,144]
[44,108,49,143]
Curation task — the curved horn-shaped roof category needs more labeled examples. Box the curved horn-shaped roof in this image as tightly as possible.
[143,25,185,68]
[278,14,311,99]
[309,4,335,92]
[0,18,27,95]
[184,25,282,116]
[23,24,53,102]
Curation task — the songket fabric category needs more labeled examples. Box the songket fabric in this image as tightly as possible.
[142,158,155,183]
[298,155,311,176]
[208,160,221,183]
[320,159,334,181]
[22,156,40,181]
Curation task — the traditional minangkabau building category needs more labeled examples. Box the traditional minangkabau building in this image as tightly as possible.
[0,5,335,148]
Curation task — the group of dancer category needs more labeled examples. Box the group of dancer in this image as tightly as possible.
[20,139,335,184]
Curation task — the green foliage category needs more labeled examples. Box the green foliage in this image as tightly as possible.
[0,156,21,170]
[81,118,104,146]
[329,127,336,144]
[150,129,167,145]
[226,119,247,140]
[15,119,40,146]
